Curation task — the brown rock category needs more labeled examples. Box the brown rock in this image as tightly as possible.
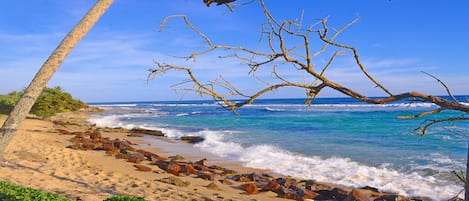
[344,189,373,201]
[127,133,144,137]
[303,189,320,200]
[155,161,182,176]
[374,194,401,201]
[134,164,152,172]
[231,174,252,182]
[195,158,207,166]
[103,142,117,151]
[277,190,298,200]
[180,136,205,143]
[181,164,198,175]
[221,178,234,185]
[220,169,236,175]
[198,172,215,181]
[127,155,143,163]
[262,180,282,192]
[130,128,164,136]
[90,129,102,139]
[115,153,129,159]
[169,155,185,161]
[241,183,259,194]
[314,187,348,200]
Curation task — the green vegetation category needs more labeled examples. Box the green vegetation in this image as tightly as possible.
[0,180,72,201]
[0,87,86,118]
[0,91,20,115]
[0,181,147,201]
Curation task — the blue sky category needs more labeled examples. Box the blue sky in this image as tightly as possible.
[0,0,468,102]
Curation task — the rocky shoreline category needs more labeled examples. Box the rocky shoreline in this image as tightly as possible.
[43,108,437,201]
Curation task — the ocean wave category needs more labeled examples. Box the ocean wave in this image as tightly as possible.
[90,103,138,107]
[87,113,462,200]
[194,130,461,200]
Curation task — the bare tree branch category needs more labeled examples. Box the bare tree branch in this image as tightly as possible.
[415,117,469,135]
[422,71,459,103]
[150,0,469,136]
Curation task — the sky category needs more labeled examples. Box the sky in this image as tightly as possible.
[0,0,468,103]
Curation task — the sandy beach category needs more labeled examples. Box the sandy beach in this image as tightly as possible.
[0,109,418,201]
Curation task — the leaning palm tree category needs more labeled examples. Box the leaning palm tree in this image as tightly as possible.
[0,0,115,156]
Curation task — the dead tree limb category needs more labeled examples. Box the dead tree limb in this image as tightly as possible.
[149,0,469,134]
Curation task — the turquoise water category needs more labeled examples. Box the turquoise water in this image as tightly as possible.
[89,97,468,200]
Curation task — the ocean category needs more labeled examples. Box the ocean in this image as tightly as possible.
[89,97,469,200]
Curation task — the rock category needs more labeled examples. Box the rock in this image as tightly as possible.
[220,169,236,175]
[195,158,207,166]
[240,183,259,194]
[180,136,205,143]
[220,178,234,185]
[103,141,117,151]
[206,182,221,191]
[169,155,185,161]
[127,154,144,163]
[314,187,348,200]
[127,133,144,137]
[303,189,320,200]
[136,149,166,161]
[198,172,216,181]
[155,160,182,176]
[276,187,298,199]
[159,176,190,187]
[360,186,380,193]
[374,194,402,201]
[130,128,164,136]
[261,180,282,192]
[230,174,253,182]
[344,189,372,201]
[89,129,102,139]
[134,164,152,172]
[115,153,129,159]
[181,164,198,175]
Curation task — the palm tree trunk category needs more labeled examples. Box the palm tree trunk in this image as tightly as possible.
[0,0,114,157]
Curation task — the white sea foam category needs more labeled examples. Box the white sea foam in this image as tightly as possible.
[194,131,462,200]
[88,113,462,200]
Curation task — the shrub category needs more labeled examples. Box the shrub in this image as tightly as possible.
[0,91,20,115]
[30,87,86,118]
[0,87,87,118]
[0,181,72,201]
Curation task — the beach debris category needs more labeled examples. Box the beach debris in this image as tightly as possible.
[158,176,190,187]
[180,135,205,143]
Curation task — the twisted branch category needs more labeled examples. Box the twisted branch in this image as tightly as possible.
[150,0,469,135]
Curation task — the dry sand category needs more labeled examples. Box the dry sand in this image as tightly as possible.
[0,112,285,201]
